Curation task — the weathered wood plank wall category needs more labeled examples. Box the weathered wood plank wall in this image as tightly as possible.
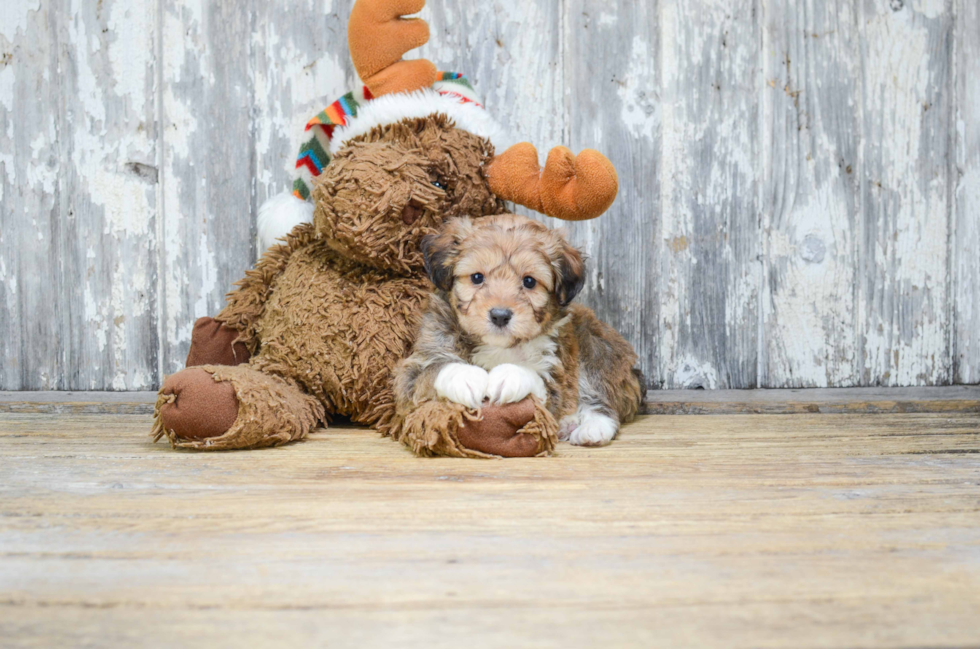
[955,0,980,384]
[0,0,976,391]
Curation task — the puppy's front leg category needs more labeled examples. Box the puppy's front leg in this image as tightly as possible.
[485,364,547,405]
[434,363,490,410]
[559,407,619,447]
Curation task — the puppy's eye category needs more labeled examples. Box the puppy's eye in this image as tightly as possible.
[523,276,537,290]
[471,273,485,285]
[432,180,446,190]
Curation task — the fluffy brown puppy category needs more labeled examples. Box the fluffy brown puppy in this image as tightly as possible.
[393,215,644,447]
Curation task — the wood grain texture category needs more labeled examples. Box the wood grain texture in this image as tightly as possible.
[1,0,160,390]
[954,0,980,384]
[2,411,979,646]
[761,0,861,387]
[420,0,564,152]
[643,384,980,414]
[4,385,980,415]
[1,0,978,390]
[857,0,954,386]
[563,0,661,392]
[251,0,354,244]
[158,0,259,374]
[657,0,761,388]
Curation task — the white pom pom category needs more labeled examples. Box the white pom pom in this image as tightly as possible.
[257,192,315,252]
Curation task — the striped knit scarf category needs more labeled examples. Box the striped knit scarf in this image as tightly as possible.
[292,72,482,201]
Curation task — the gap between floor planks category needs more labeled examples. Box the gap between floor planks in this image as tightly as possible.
[1,386,978,416]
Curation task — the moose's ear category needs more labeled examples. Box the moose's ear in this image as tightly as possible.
[554,242,585,307]
[422,231,456,292]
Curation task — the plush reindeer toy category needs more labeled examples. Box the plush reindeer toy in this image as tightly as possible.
[153,0,619,458]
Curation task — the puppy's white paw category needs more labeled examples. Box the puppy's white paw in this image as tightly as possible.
[435,363,490,410]
[558,415,580,441]
[486,364,547,405]
[566,410,618,447]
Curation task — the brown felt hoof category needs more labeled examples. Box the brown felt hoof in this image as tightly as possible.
[457,399,540,458]
[159,368,239,441]
[185,317,250,367]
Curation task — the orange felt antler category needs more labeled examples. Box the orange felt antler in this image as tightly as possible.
[348,0,439,98]
[486,143,619,221]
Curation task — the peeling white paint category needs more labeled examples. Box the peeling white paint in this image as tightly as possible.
[107,0,153,112]
[673,356,719,390]
[194,232,217,318]
[759,0,863,388]
[658,0,759,387]
[0,0,974,390]
[0,64,15,112]
[251,23,346,191]
[912,0,947,20]
[617,36,658,141]
[26,154,57,195]
[954,0,980,383]
[0,0,40,41]
[0,151,15,203]
[68,5,107,128]
[859,0,950,385]
[85,283,108,354]
[163,88,199,161]
[90,168,153,237]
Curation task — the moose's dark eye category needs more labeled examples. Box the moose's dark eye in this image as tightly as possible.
[523,276,537,289]
[432,180,446,190]
[471,273,485,285]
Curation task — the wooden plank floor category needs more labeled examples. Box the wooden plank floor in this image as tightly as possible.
[1,408,979,647]
[5,385,980,415]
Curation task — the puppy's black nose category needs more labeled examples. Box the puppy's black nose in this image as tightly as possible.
[489,308,513,328]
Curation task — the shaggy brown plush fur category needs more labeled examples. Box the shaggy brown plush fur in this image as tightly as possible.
[154,117,556,457]
[397,398,556,459]
[313,117,502,275]
[153,364,323,450]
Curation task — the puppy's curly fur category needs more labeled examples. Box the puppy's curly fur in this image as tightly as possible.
[394,214,643,447]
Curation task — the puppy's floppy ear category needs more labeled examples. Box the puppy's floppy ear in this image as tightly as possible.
[554,242,585,307]
[422,230,457,292]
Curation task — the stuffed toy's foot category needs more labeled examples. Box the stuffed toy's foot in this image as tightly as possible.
[152,365,324,451]
[185,317,251,367]
[155,368,239,441]
[398,397,557,459]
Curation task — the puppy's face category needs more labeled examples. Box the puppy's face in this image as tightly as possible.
[423,215,585,347]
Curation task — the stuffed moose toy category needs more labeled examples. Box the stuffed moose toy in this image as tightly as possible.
[152,0,619,458]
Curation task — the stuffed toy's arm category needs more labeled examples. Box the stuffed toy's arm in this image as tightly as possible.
[212,222,318,356]
[184,317,252,368]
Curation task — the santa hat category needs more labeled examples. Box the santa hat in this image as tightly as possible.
[258,71,514,251]
[292,72,508,201]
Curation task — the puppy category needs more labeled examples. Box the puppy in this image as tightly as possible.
[393,214,643,446]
